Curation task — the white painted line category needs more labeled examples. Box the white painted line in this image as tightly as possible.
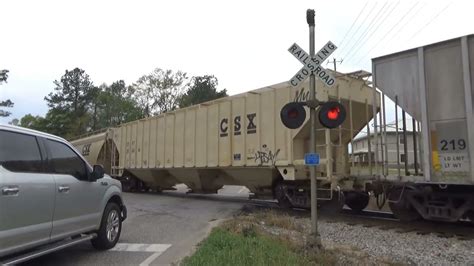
[237,187,248,194]
[111,243,171,253]
[110,243,172,266]
[139,252,163,266]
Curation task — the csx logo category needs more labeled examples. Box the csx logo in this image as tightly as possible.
[82,144,91,156]
[220,113,257,137]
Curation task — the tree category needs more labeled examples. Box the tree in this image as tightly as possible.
[0,69,13,117]
[178,75,227,108]
[44,68,95,138]
[92,80,143,130]
[8,118,19,126]
[132,68,187,116]
[0,69,8,82]
[18,114,47,131]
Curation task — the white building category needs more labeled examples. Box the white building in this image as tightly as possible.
[351,131,421,170]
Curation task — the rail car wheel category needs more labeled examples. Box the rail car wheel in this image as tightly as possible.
[466,211,474,223]
[121,176,132,192]
[274,182,292,209]
[388,187,421,222]
[345,191,370,212]
[319,191,345,213]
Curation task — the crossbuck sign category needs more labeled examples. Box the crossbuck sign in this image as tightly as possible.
[288,41,337,87]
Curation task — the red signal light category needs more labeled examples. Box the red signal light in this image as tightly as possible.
[319,101,346,129]
[280,102,306,129]
[288,109,299,119]
[327,107,340,120]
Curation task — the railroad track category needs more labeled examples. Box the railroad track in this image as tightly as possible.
[141,191,474,240]
[322,209,474,241]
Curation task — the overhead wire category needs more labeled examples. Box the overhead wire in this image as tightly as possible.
[334,2,379,59]
[344,0,400,63]
[353,1,420,65]
[337,1,369,49]
[341,1,391,59]
[383,3,425,47]
[409,1,453,39]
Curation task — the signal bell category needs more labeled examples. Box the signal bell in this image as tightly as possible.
[280,102,306,129]
[318,101,346,129]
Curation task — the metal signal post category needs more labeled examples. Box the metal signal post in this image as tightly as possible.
[306,9,321,247]
[282,9,342,249]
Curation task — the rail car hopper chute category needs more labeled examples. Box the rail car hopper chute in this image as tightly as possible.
[70,130,115,176]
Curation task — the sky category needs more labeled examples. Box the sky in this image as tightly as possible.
[1,0,473,124]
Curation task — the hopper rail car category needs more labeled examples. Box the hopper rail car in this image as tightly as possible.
[71,35,474,223]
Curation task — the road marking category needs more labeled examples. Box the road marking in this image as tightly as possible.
[139,252,163,266]
[110,243,172,266]
[237,187,248,194]
[111,243,171,252]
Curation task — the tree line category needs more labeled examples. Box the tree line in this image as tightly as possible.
[1,68,227,139]
[0,69,13,117]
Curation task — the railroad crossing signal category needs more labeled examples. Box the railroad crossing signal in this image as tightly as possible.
[281,38,344,130]
[280,101,346,129]
[288,41,337,87]
[318,101,346,129]
[280,102,306,129]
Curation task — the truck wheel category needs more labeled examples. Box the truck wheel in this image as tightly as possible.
[92,202,122,250]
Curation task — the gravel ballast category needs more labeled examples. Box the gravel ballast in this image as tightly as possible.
[242,207,474,265]
[314,220,474,265]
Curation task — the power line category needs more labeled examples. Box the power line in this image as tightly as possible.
[385,3,424,45]
[409,1,453,39]
[337,1,369,48]
[353,1,419,65]
[337,2,383,58]
[335,2,379,58]
[344,1,400,64]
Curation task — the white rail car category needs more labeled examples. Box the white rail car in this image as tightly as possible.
[370,34,474,222]
[72,72,377,209]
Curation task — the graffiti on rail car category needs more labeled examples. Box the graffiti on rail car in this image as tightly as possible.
[251,144,280,166]
[293,87,309,102]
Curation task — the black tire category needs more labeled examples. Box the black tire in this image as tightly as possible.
[345,191,370,212]
[92,202,122,250]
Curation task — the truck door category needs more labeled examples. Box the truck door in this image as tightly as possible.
[0,130,55,257]
[45,139,105,241]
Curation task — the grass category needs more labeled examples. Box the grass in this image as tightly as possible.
[181,210,337,266]
[182,209,402,266]
[181,227,314,266]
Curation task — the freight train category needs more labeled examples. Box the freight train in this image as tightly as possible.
[71,35,474,223]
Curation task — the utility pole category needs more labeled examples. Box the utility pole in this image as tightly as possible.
[327,58,343,72]
[307,9,322,249]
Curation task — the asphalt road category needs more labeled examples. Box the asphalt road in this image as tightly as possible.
[22,186,250,265]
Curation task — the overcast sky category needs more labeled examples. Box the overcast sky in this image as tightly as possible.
[1,0,472,124]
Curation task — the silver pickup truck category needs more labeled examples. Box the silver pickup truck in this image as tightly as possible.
[0,124,127,264]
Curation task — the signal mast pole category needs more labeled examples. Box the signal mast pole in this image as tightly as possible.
[307,9,321,248]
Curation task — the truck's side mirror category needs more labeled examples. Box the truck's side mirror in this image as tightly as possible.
[90,165,105,181]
